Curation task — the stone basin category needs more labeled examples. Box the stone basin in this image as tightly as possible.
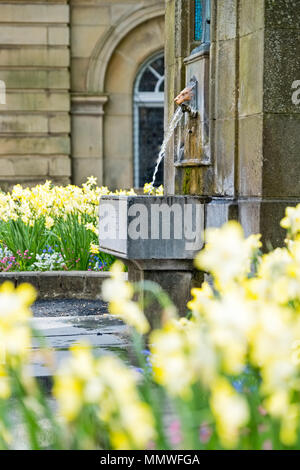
[99,195,209,260]
[99,195,210,315]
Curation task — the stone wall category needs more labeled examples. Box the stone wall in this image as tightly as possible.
[0,0,165,190]
[71,0,165,188]
[103,15,164,189]
[0,1,71,190]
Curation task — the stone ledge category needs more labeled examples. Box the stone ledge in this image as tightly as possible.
[0,271,125,300]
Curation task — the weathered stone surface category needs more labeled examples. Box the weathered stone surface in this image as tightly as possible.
[129,264,197,322]
[264,29,300,113]
[0,272,112,300]
[61,274,85,296]
[104,115,132,157]
[0,70,69,90]
[262,113,300,197]
[265,0,300,30]
[73,157,103,186]
[111,4,139,23]
[0,4,69,23]
[104,52,136,93]
[213,118,235,196]
[217,0,237,40]
[117,18,164,64]
[3,92,70,112]
[71,6,110,25]
[105,93,132,116]
[0,176,71,192]
[71,25,108,58]
[238,115,263,197]
[205,198,300,253]
[84,276,105,297]
[239,0,264,37]
[0,0,71,187]
[38,273,64,298]
[0,26,47,45]
[48,26,69,46]
[205,198,238,230]
[16,274,40,292]
[49,156,71,176]
[99,195,206,260]
[104,156,132,189]
[0,156,70,178]
[214,39,237,119]
[70,58,89,91]
[0,136,70,155]
[162,0,300,314]
[0,0,165,189]
[0,48,69,67]
[239,30,264,117]
[72,114,103,158]
[49,114,70,133]
[0,114,48,133]
[0,157,49,176]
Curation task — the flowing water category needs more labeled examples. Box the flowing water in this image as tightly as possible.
[150,107,183,189]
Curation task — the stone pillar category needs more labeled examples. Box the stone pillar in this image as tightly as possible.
[127,259,201,326]
[71,94,108,186]
[166,0,300,249]
[209,0,300,247]
[236,0,300,246]
[164,0,191,195]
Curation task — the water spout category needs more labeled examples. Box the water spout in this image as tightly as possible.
[150,78,198,189]
[150,107,183,189]
[174,86,194,105]
[174,82,198,118]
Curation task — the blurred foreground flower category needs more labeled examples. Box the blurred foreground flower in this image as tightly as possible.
[53,343,156,449]
[102,261,150,334]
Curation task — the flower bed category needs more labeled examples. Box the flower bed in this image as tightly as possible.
[0,177,163,273]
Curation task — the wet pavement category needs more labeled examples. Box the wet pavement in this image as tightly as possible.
[30,299,131,381]
[32,298,109,317]
[10,300,132,449]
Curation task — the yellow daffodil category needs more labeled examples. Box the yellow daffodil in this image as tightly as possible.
[90,243,100,255]
[210,377,249,448]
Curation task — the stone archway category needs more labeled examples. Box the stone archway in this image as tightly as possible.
[103,16,165,189]
[86,4,165,94]
[71,6,164,188]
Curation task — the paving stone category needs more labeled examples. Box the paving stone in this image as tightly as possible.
[29,314,130,378]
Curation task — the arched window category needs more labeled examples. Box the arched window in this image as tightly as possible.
[133,52,164,188]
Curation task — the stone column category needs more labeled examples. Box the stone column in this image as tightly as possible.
[71,94,108,186]
[166,0,300,248]
[127,259,200,326]
[208,0,300,247]
[236,0,300,246]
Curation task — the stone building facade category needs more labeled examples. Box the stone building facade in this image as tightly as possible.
[0,0,165,190]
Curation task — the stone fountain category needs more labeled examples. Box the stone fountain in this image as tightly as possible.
[98,46,212,316]
[100,0,300,316]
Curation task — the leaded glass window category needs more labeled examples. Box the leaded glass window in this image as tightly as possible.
[195,0,203,41]
[194,0,210,45]
[134,53,164,188]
